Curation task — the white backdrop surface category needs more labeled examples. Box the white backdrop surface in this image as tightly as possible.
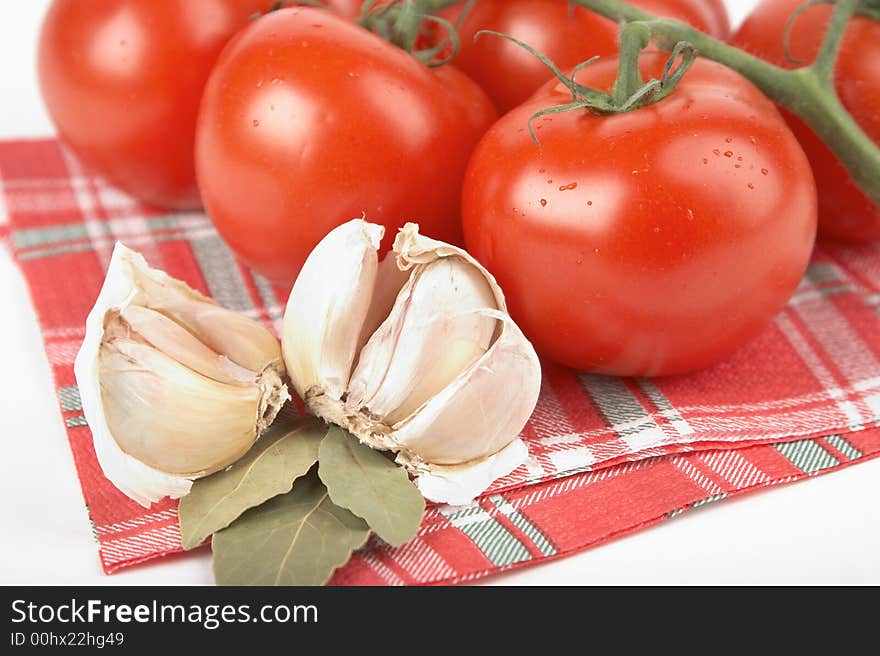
[1,0,878,586]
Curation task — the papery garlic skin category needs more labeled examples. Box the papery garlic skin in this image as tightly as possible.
[282,220,541,504]
[415,440,530,507]
[74,243,289,507]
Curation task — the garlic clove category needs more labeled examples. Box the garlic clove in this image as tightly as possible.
[158,301,284,375]
[356,252,410,356]
[346,257,498,424]
[98,337,267,476]
[118,306,254,385]
[74,242,290,507]
[390,309,540,466]
[126,259,283,375]
[282,220,384,400]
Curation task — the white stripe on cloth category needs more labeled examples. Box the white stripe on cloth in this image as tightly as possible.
[98,525,181,565]
[96,509,179,536]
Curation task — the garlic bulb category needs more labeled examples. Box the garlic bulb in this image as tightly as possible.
[282,220,541,505]
[74,243,289,507]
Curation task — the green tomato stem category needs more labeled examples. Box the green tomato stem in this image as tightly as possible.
[611,22,649,104]
[813,0,858,84]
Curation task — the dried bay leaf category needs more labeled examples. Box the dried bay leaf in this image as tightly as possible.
[212,471,370,586]
[178,416,327,550]
[318,427,425,547]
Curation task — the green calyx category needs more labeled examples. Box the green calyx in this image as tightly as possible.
[358,0,472,67]
[477,23,697,144]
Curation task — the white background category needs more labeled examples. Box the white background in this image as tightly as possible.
[0,0,878,586]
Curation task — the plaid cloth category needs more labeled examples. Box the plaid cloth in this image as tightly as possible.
[2,138,879,581]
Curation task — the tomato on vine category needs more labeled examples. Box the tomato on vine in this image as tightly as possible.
[196,7,497,285]
[462,48,817,377]
[435,0,730,113]
[733,0,880,243]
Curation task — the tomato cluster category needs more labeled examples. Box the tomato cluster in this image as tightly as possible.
[39,0,876,377]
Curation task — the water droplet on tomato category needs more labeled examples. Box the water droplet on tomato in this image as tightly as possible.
[540,199,548,207]
[725,137,733,143]
[252,119,260,127]
[256,80,263,88]
[761,168,769,175]
[559,183,577,191]
[702,158,709,164]
[748,183,755,189]
[587,201,593,206]
[713,149,720,156]
[724,151,733,157]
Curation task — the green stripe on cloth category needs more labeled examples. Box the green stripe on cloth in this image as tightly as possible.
[774,439,839,474]
[440,505,531,568]
[65,415,88,428]
[13,215,185,250]
[58,386,81,412]
[805,262,843,284]
[807,285,852,299]
[825,434,863,460]
[489,496,557,557]
[578,374,665,449]
[692,493,728,508]
[252,273,283,322]
[16,231,196,261]
[188,234,254,313]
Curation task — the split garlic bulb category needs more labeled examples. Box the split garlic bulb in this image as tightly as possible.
[282,220,541,505]
[74,243,289,507]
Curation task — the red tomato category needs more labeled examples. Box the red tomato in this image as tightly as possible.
[437,0,731,113]
[462,54,817,376]
[733,0,880,243]
[196,8,497,286]
[37,0,359,210]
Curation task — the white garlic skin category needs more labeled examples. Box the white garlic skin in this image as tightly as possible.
[74,243,289,507]
[282,220,542,504]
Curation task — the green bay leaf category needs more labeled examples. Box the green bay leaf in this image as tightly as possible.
[178,416,328,550]
[212,472,370,586]
[318,427,425,547]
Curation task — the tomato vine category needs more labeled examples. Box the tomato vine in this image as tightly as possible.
[417,0,880,208]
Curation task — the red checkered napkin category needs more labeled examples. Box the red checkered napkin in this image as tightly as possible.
[3,139,879,581]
